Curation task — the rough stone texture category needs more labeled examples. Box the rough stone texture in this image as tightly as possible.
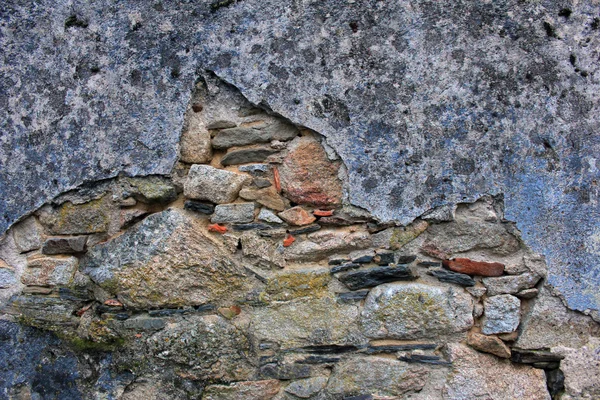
[122,177,178,205]
[239,186,285,211]
[517,287,600,350]
[0,0,599,315]
[467,332,511,359]
[240,232,285,269]
[212,203,255,224]
[80,209,252,309]
[41,235,87,254]
[326,357,428,398]
[554,337,600,399]
[339,265,416,290]
[179,111,212,164]
[257,208,283,224]
[21,255,78,287]
[249,296,363,349]
[11,217,43,253]
[0,259,16,288]
[184,164,249,204]
[278,136,342,206]
[284,376,327,398]
[37,197,112,235]
[284,229,371,262]
[278,206,316,226]
[443,343,550,400]
[220,145,279,166]
[212,121,298,149]
[361,282,473,340]
[482,295,521,335]
[203,379,281,400]
[427,268,476,287]
[482,273,542,296]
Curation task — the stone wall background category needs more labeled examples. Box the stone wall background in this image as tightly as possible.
[1,1,600,399]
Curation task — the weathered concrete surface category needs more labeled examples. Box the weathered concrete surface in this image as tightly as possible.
[1,1,599,313]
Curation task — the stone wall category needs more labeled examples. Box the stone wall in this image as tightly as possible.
[1,77,598,399]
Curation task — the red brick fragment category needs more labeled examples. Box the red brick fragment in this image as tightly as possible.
[443,258,505,277]
[208,223,228,234]
[283,233,296,247]
[104,299,123,307]
[230,305,242,315]
[314,209,334,217]
[76,303,93,316]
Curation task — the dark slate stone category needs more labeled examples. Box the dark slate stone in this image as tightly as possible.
[220,146,279,166]
[511,349,565,364]
[337,290,370,303]
[344,396,373,400]
[114,313,131,320]
[148,308,189,317]
[122,317,166,331]
[58,287,91,302]
[289,224,321,235]
[330,262,361,274]
[318,215,368,226]
[232,223,271,231]
[97,304,124,314]
[352,255,374,264]
[0,321,83,399]
[259,363,311,380]
[338,266,416,290]
[374,252,395,266]
[418,261,442,268]
[427,268,476,287]
[396,255,417,264]
[328,256,350,265]
[254,178,272,188]
[365,343,437,354]
[184,200,215,214]
[296,345,359,354]
[546,369,565,397]
[42,236,87,255]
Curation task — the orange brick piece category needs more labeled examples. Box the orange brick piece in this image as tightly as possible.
[443,258,504,277]
[283,233,296,247]
[208,223,228,234]
[314,209,334,217]
[104,299,123,307]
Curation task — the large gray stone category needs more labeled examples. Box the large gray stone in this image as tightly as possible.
[360,282,473,340]
[184,164,250,204]
[482,294,521,335]
[212,121,299,149]
[80,209,252,309]
[0,0,599,315]
[11,217,43,253]
[211,203,255,224]
[482,272,542,296]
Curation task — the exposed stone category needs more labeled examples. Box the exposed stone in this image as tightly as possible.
[374,250,395,266]
[443,343,550,399]
[239,186,285,211]
[326,358,428,398]
[511,349,564,365]
[119,208,148,229]
[427,268,476,287]
[259,363,311,380]
[179,113,213,164]
[184,164,249,204]
[337,290,370,303]
[254,178,271,188]
[361,282,473,340]
[148,314,253,381]
[517,287,600,350]
[278,137,342,206]
[212,203,255,224]
[330,262,360,274]
[339,265,416,290]
[221,145,279,166]
[554,337,600,399]
[425,204,520,257]
[41,236,87,255]
[482,295,521,335]
[284,229,371,262]
[285,376,327,398]
[249,296,363,349]
[81,209,252,309]
[257,208,283,224]
[516,288,539,299]
[546,369,565,399]
[240,232,285,269]
[0,260,16,289]
[467,332,511,358]
[184,200,215,214]
[121,316,166,331]
[38,197,111,235]
[21,255,78,287]
[465,286,487,297]
[350,250,374,264]
[232,223,271,231]
[289,224,321,235]
[366,342,437,354]
[278,206,316,226]
[443,258,505,277]
[482,273,541,296]
[123,177,177,204]
[206,120,236,130]
[263,269,330,302]
[5,296,79,332]
[202,380,280,400]
[372,220,428,250]
[398,353,450,365]
[11,217,43,253]
[474,303,484,318]
[212,121,299,149]
[238,164,270,175]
